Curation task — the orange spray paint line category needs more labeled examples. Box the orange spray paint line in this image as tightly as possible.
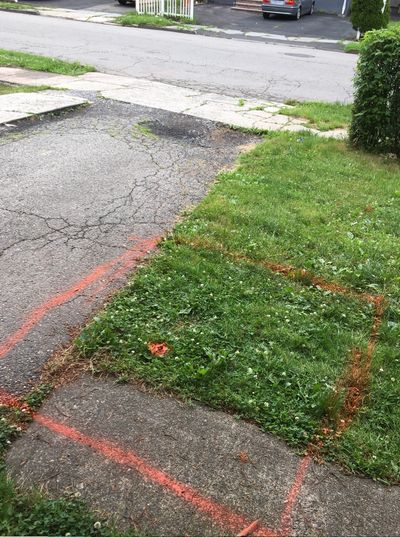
[85,236,159,303]
[279,455,311,536]
[34,413,277,537]
[0,237,159,360]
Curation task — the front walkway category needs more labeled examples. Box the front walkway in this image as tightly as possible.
[5,375,400,536]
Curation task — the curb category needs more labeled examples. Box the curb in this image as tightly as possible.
[4,6,352,51]
[0,101,90,129]
[121,22,198,35]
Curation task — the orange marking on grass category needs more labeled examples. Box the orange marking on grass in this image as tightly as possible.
[0,237,159,360]
[148,342,169,357]
[178,238,381,305]
[367,295,385,361]
[332,294,386,434]
[0,388,31,412]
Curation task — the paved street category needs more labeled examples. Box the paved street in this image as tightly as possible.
[0,12,356,102]
[27,0,357,42]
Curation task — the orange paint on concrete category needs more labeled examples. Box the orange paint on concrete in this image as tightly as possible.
[86,237,158,302]
[0,237,159,360]
[279,455,311,536]
[34,413,277,536]
[0,387,305,536]
[237,519,261,536]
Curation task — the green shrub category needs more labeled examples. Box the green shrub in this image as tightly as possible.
[350,27,400,157]
[351,0,390,34]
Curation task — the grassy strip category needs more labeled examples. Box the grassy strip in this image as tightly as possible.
[77,132,400,482]
[344,41,362,53]
[116,12,192,27]
[344,19,400,53]
[0,49,95,75]
[0,1,37,12]
[0,391,139,535]
[279,100,352,131]
[0,83,52,95]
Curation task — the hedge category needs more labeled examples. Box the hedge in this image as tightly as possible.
[351,0,390,34]
[350,27,400,157]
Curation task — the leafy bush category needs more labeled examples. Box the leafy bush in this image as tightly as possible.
[350,26,400,157]
[351,0,390,34]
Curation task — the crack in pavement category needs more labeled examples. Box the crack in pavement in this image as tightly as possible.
[0,95,256,391]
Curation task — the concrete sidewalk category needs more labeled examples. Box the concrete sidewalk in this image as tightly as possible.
[0,90,88,124]
[0,68,347,136]
[6,375,400,536]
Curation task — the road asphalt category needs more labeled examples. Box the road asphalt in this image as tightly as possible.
[25,0,357,42]
[0,11,356,102]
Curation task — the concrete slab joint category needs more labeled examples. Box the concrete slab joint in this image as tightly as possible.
[0,68,347,138]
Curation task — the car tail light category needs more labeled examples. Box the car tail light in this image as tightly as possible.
[285,0,295,4]
[262,0,270,3]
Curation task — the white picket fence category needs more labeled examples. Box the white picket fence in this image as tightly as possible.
[136,0,194,19]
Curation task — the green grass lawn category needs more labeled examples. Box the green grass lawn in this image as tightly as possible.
[116,12,193,27]
[76,132,400,483]
[0,49,95,76]
[0,83,52,95]
[344,40,362,53]
[0,1,37,12]
[279,100,352,131]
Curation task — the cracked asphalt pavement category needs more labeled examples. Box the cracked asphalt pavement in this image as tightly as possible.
[0,95,254,394]
[0,12,356,102]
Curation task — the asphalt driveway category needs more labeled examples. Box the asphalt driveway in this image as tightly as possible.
[0,95,252,394]
[195,5,356,40]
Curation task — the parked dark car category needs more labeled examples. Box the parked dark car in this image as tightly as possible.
[262,0,315,19]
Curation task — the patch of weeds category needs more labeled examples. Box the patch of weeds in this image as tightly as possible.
[0,468,141,536]
[228,124,268,135]
[249,105,266,111]
[0,83,53,96]
[131,121,158,139]
[344,41,362,54]
[0,407,25,457]
[22,384,52,410]
[0,49,95,75]
[237,98,246,107]
[279,100,352,131]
